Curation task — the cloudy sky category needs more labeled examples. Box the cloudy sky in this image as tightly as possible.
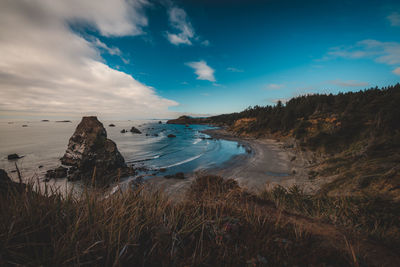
[0,0,400,120]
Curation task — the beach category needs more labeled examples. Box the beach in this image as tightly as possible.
[148,127,320,198]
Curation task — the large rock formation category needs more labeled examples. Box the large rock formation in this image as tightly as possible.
[60,116,129,185]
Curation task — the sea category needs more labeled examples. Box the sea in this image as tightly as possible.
[0,119,246,190]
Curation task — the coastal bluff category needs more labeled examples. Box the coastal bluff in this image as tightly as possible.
[60,116,132,185]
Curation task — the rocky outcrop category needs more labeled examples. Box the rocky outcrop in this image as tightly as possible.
[130,126,141,134]
[46,166,68,179]
[166,115,209,125]
[7,154,22,160]
[60,116,131,185]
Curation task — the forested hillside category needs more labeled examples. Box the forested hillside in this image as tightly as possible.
[209,84,400,198]
[210,83,400,152]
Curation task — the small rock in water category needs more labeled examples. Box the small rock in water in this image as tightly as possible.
[158,121,162,124]
[7,154,21,160]
[109,124,116,127]
[167,134,176,138]
[22,125,28,127]
[38,165,43,169]
[120,129,127,133]
[159,168,167,173]
[130,126,142,134]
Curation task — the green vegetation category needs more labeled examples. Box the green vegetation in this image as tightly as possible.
[2,176,400,266]
[209,84,400,149]
[209,84,400,198]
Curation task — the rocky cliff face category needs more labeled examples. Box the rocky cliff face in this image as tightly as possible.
[60,116,128,185]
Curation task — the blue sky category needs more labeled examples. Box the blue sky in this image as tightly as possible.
[1,0,400,119]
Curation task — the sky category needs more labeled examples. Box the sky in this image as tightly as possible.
[0,0,400,120]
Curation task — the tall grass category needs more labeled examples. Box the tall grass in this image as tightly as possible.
[259,184,400,250]
[1,176,398,266]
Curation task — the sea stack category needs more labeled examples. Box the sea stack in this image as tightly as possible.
[60,116,127,185]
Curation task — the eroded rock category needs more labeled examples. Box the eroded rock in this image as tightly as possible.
[7,154,22,160]
[60,116,130,185]
[130,126,142,134]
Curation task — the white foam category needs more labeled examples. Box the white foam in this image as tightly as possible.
[161,153,203,168]
[193,138,202,144]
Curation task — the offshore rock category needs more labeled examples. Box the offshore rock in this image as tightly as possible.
[7,154,22,160]
[60,116,129,185]
[130,126,142,134]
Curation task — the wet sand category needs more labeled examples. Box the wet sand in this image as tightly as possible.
[148,128,319,198]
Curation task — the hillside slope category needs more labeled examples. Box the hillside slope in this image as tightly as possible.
[206,84,400,199]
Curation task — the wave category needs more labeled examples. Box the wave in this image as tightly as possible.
[161,153,204,168]
[193,138,202,145]
[127,154,161,163]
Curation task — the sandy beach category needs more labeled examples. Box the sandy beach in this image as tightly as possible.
[148,127,320,197]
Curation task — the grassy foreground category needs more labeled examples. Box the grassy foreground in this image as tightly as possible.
[1,175,400,266]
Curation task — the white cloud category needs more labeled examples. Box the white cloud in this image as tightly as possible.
[201,40,210,46]
[329,80,369,87]
[265,84,284,90]
[325,39,400,65]
[92,38,121,56]
[387,12,400,26]
[0,0,178,119]
[44,0,149,37]
[227,67,244,73]
[166,7,195,46]
[393,67,400,75]
[186,60,216,82]
[167,33,192,45]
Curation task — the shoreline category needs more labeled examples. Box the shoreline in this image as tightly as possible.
[147,126,320,198]
[202,128,318,193]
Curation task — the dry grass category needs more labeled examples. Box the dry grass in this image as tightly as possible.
[1,175,399,266]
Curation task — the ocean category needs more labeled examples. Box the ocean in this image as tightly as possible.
[0,119,246,187]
